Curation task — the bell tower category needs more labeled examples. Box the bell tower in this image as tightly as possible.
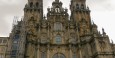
[24,0,43,22]
[70,0,91,36]
[23,0,43,58]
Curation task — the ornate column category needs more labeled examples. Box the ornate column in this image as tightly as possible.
[79,45,82,58]
[69,44,72,58]
[37,44,40,58]
[47,44,50,58]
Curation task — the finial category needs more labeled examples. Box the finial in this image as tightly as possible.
[102,28,106,35]
[111,39,114,44]
[87,6,89,10]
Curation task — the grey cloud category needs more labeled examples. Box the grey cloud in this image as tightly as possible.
[87,0,115,11]
[0,0,27,36]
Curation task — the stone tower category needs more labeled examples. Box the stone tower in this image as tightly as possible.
[5,0,115,58]
[70,0,91,36]
[23,0,43,58]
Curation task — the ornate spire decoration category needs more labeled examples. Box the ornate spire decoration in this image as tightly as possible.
[102,28,106,35]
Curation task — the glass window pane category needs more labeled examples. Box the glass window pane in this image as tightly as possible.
[55,35,61,44]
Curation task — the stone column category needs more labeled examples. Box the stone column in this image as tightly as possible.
[26,43,31,58]
[47,44,50,58]
[47,49,50,58]
[79,45,82,58]
[37,44,40,58]
[69,44,72,58]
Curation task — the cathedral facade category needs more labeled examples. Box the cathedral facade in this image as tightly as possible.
[5,0,115,58]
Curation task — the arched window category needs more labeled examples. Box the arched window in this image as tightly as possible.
[72,54,77,58]
[53,53,65,58]
[81,4,84,9]
[30,2,33,7]
[76,4,79,9]
[55,35,61,44]
[55,6,60,13]
[41,52,47,58]
[36,2,39,7]
[54,22,62,31]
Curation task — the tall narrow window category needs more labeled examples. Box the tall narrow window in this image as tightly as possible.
[73,54,77,58]
[41,52,47,58]
[30,2,33,7]
[36,2,39,7]
[54,22,62,31]
[76,4,79,9]
[55,6,60,13]
[55,35,61,44]
[0,39,2,43]
[55,8,60,13]
[81,4,84,9]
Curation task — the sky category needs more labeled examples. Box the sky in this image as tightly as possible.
[0,0,115,42]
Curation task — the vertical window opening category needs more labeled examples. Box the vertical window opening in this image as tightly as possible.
[30,2,33,7]
[41,52,47,58]
[76,4,79,9]
[55,35,61,44]
[36,2,39,7]
[81,4,84,9]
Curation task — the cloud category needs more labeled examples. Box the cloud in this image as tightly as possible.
[87,0,115,11]
[0,0,27,36]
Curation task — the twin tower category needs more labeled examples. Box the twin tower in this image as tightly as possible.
[7,0,115,58]
[24,0,90,36]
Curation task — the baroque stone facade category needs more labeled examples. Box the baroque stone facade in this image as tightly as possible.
[5,0,115,58]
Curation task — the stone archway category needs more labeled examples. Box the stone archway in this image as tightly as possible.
[52,53,66,58]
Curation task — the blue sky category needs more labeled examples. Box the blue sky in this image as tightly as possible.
[0,0,115,42]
